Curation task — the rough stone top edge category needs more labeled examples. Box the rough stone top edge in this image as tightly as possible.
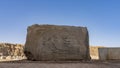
[0,43,23,46]
[27,24,88,30]
[98,47,120,49]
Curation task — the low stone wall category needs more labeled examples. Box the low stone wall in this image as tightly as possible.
[0,43,26,61]
[99,48,120,60]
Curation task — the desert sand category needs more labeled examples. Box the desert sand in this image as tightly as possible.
[0,60,120,68]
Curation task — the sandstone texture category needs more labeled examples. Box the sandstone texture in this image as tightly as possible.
[24,24,90,61]
[90,46,104,59]
[0,43,26,60]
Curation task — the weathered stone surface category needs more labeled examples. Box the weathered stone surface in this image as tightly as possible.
[90,46,104,59]
[24,24,90,61]
[0,43,26,60]
[99,48,120,60]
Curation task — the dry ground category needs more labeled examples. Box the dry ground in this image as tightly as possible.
[0,60,120,68]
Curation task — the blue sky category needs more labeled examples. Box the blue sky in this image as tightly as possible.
[0,0,120,47]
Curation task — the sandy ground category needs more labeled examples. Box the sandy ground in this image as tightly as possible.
[0,60,120,68]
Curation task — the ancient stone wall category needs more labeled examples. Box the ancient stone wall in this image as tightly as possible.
[0,43,26,60]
